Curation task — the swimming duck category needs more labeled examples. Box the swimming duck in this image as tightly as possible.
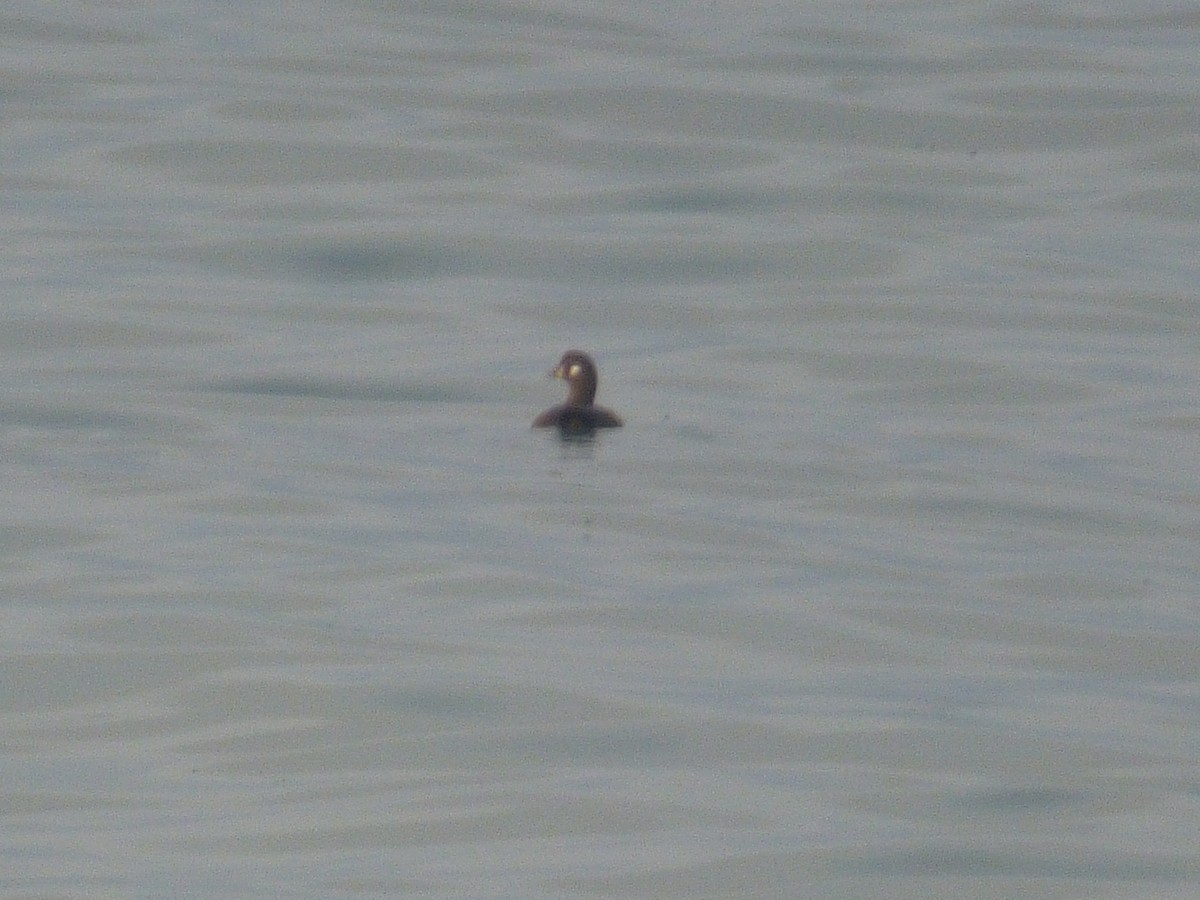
[532,350,623,433]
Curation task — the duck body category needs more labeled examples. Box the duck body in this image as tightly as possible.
[533,350,623,433]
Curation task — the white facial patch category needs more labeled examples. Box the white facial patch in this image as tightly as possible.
[568,363,582,377]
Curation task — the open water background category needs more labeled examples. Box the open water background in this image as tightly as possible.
[3,1,1200,897]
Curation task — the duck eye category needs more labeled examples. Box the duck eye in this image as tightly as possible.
[568,363,582,377]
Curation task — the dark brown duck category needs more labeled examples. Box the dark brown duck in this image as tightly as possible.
[533,350,623,432]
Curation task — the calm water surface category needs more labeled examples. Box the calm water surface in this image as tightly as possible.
[3,1,1200,897]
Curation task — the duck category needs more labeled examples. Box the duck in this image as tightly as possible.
[533,350,623,433]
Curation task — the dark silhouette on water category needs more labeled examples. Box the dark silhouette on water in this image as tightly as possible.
[533,350,623,436]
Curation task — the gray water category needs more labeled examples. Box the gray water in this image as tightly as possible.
[3,1,1199,897]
